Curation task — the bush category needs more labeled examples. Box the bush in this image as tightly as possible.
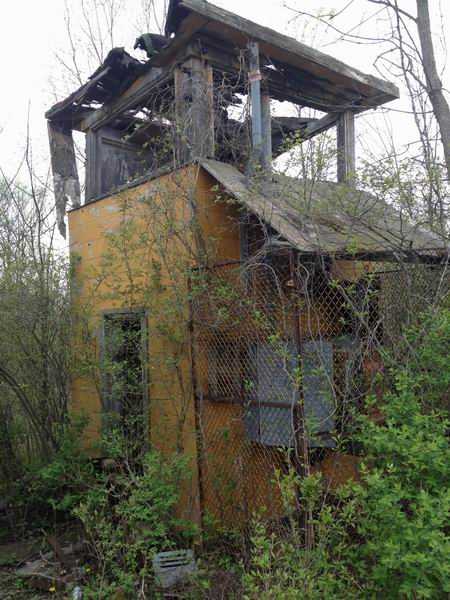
[74,448,197,598]
[244,307,450,599]
[347,336,450,596]
[2,416,198,598]
[1,417,92,538]
[242,471,361,600]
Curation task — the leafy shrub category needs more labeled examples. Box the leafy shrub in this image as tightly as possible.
[3,415,198,597]
[243,472,361,600]
[343,308,450,597]
[244,307,450,599]
[74,449,197,598]
[1,416,92,536]
[402,307,450,413]
[30,415,93,514]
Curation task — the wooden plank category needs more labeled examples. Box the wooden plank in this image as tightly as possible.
[303,112,340,140]
[86,127,154,200]
[47,121,81,237]
[337,111,356,183]
[192,58,215,158]
[262,63,357,111]
[125,119,168,145]
[85,130,98,201]
[45,67,111,122]
[271,116,317,156]
[191,37,358,111]
[271,112,339,151]
[177,0,399,105]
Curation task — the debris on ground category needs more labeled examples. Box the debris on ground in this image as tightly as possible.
[0,534,87,599]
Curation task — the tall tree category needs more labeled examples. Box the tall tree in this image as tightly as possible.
[415,0,450,179]
[367,0,450,179]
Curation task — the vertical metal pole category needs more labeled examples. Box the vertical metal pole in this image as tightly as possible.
[290,250,307,472]
[248,41,263,165]
[141,311,150,453]
[187,275,206,537]
[261,92,272,171]
[239,212,250,291]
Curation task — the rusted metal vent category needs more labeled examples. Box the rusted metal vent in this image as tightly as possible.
[152,549,196,589]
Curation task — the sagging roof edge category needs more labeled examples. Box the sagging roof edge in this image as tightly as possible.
[200,159,448,257]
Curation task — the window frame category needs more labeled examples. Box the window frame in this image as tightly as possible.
[99,308,149,440]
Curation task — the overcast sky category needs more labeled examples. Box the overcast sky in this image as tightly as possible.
[0,0,448,182]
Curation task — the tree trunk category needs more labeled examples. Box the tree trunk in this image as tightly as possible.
[416,0,450,179]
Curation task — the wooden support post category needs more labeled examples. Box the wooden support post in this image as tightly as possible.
[174,57,215,164]
[47,121,81,238]
[261,92,272,170]
[337,110,356,183]
[85,130,99,202]
[248,41,263,168]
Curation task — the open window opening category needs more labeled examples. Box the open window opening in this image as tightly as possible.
[102,311,147,441]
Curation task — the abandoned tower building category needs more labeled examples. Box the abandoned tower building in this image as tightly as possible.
[46,0,447,528]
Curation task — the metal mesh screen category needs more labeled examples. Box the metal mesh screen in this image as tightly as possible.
[190,257,449,530]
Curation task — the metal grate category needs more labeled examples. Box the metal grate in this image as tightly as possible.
[153,550,196,589]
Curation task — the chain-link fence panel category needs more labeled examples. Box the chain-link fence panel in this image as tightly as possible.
[190,256,449,531]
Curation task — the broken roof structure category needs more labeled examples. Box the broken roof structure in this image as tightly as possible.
[47,0,398,126]
[46,0,445,257]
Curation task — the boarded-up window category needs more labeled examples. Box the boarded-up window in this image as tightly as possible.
[244,340,335,447]
[303,340,335,436]
[244,342,296,446]
[86,127,153,200]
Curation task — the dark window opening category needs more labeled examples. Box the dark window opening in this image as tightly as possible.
[103,312,146,440]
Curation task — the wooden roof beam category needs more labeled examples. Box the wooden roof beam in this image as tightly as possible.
[79,68,172,132]
[182,37,374,112]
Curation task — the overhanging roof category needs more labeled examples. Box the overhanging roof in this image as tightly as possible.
[65,155,446,257]
[200,159,446,256]
[165,0,399,109]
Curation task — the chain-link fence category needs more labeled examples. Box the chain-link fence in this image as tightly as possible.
[190,255,449,530]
